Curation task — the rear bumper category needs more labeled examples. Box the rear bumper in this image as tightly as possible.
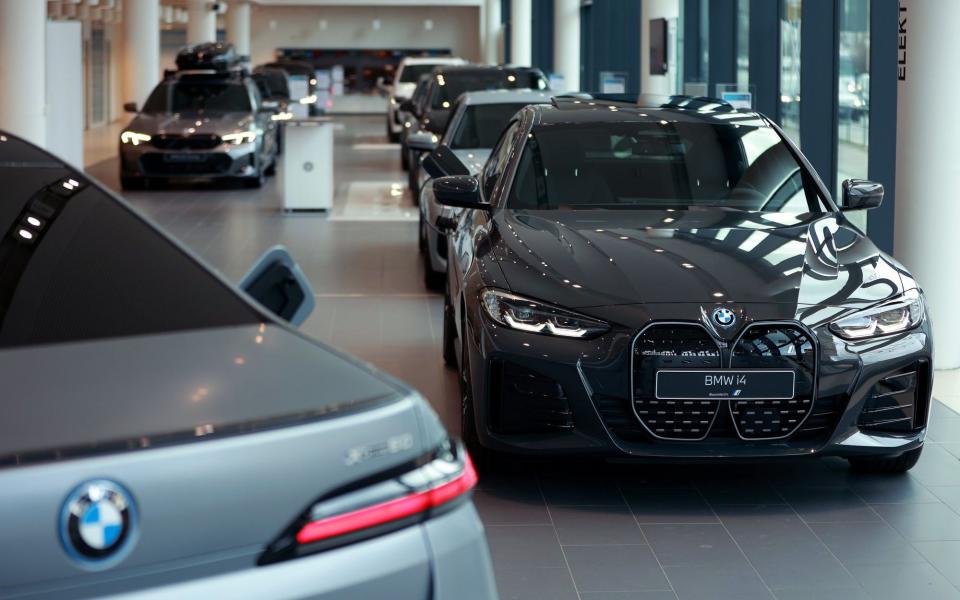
[76,504,493,600]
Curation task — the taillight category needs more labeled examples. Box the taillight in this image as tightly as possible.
[259,439,477,565]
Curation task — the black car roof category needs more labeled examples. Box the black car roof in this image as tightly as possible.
[532,94,766,126]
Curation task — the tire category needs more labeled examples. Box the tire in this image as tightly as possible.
[387,122,400,143]
[423,250,444,291]
[401,143,410,171]
[408,157,420,194]
[459,323,496,472]
[243,168,265,189]
[442,294,457,367]
[418,210,427,254]
[264,159,276,176]
[847,446,923,474]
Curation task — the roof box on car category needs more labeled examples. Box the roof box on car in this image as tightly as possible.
[176,42,241,72]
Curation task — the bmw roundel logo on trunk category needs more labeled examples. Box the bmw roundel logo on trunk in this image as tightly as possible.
[712,307,737,329]
[60,479,138,569]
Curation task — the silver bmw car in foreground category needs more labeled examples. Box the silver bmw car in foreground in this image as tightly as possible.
[0,131,495,599]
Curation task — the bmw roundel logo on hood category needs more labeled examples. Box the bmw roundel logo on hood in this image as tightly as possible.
[712,307,737,329]
[60,479,138,569]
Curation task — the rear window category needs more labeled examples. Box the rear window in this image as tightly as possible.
[507,119,826,213]
[430,71,548,109]
[451,103,531,149]
[0,136,260,348]
[398,63,439,83]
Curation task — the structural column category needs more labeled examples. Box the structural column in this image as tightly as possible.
[123,0,160,110]
[483,0,502,65]
[894,0,960,369]
[554,0,580,90]
[227,1,251,57]
[186,0,217,45]
[0,0,47,147]
[510,0,532,66]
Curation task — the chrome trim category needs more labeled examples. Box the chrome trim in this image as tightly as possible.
[629,321,724,441]
[725,320,820,441]
[839,429,924,449]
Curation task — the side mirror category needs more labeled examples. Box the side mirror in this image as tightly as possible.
[260,99,280,112]
[123,101,138,113]
[399,99,416,113]
[406,130,438,152]
[841,179,884,211]
[422,144,470,178]
[239,246,316,327]
[434,175,488,210]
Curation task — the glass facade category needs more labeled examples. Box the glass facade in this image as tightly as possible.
[779,0,802,145]
[837,0,870,229]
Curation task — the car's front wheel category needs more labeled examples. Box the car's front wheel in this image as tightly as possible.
[459,319,496,471]
[442,295,457,368]
[847,446,923,474]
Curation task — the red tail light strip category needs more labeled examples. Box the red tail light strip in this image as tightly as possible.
[295,454,478,545]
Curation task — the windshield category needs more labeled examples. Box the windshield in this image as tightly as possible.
[431,71,547,109]
[452,103,531,149]
[399,63,440,83]
[142,81,253,113]
[506,119,826,212]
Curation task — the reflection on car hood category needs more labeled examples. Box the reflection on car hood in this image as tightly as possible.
[125,112,254,136]
[0,324,404,462]
[452,149,492,174]
[491,208,906,313]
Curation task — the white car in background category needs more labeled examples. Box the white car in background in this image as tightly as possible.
[386,56,467,143]
[413,89,552,289]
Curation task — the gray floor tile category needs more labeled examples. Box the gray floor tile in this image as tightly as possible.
[907,443,960,487]
[664,564,774,600]
[848,475,942,504]
[872,502,960,541]
[474,487,552,526]
[913,541,960,587]
[927,417,960,443]
[564,545,672,593]
[540,472,627,507]
[697,481,784,505]
[776,486,880,523]
[621,488,718,524]
[485,524,566,570]
[641,524,746,567]
[580,593,678,600]
[928,485,960,513]
[494,567,579,600]
[846,562,960,600]
[551,505,647,546]
[808,521,926,566]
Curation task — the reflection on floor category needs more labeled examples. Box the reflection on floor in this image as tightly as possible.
[84,116,960,600]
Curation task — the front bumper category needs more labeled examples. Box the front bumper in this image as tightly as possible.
[465,304,933,461]
[119,141,261,180]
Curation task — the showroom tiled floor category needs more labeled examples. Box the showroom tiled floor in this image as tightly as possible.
[85,116,960,600]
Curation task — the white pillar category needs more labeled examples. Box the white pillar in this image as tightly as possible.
[483,0,502,65]
[186,0,217,45]
[123,0,160,109]
[0,0,47,147]
[553,0,580,90]
[227,1,251,57]
[894,0,960,369]
[510,0,532,66]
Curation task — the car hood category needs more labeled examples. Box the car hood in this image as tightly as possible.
[490,208,906,312]
[452,148,492,174]
[0,323,405,461]
[125,112,254,136]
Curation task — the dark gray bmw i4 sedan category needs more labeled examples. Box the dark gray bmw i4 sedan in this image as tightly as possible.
[428,95,933,474]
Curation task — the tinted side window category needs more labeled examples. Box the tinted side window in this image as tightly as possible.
[0,159,260,348]
[481,121,519,200]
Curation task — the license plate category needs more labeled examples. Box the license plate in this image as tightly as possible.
[655,369,795,400]
[163,153,206,163]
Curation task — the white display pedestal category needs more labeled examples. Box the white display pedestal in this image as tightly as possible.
[281,118,334,212]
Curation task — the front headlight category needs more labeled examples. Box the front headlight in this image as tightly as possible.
[222,131,258,145]
[120,131,151,146]
[829,289,924,340]
[480,289,609,339]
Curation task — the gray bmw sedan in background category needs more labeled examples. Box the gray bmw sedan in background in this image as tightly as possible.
[0,131,495,599]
